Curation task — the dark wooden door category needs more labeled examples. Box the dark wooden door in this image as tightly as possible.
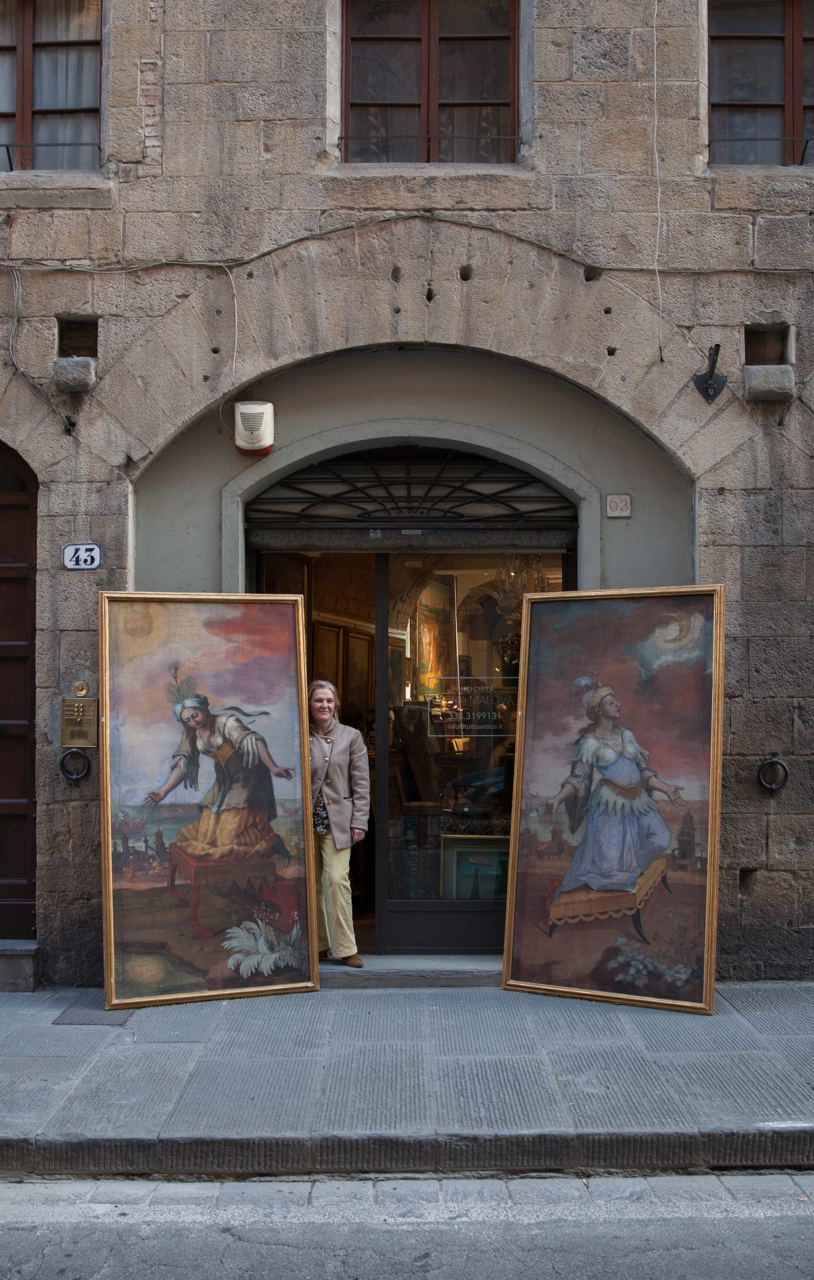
[0,444,37,938]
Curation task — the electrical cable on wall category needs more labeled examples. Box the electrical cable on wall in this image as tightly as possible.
[651,0,665,362]
[2,264,73,433]
[2,257,240,441]
[217,264,238,432]
[2,211,803,287]
[1,197,808,440]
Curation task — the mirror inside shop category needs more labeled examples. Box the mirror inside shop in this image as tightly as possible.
[263,550,564,916]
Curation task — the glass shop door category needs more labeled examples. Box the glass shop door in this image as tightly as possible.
[378,551,564,953]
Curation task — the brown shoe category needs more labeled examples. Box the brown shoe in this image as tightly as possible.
[342,953,364,968]
[318,950,330,961]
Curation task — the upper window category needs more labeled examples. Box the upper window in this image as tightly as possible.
[0,0,101,172]
[342,0,517,163]
[709,0,814,164]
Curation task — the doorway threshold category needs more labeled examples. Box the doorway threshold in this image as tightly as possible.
[318,953,502,989]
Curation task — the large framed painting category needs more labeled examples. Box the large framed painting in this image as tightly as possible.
[416,579,453,698]
[503,586,723,1014]
[99,593,318,1009]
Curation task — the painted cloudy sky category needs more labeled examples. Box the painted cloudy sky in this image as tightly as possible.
[521,593,716,804]
[107,599,304,809]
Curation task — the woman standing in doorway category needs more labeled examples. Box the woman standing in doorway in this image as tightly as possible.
[308,680,370,968]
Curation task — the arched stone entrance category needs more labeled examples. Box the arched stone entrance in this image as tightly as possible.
[134,346,695,595]
[0,215,764,977]
[125,321,701,952]
[244,441,581,951]
[133,345,695,951]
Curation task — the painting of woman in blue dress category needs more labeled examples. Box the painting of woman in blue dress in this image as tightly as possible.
[543,679,684,897]
[505,588,723,1011]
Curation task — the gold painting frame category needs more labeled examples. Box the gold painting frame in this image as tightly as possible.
[100,592,318,1009]
[502,585,724,1014]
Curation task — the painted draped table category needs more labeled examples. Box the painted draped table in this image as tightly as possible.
[547,853,671,945]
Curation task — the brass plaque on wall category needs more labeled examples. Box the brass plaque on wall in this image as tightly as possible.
[60,699,98,747]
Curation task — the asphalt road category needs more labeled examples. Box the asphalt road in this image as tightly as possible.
[2,1174,813,1279]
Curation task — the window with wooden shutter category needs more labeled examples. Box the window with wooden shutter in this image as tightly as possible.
[343,0,518,163]
[0,0,101,172]
[709,0,814,165]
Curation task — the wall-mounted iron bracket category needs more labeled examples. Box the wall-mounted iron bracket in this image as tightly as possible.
[693,344,727,403]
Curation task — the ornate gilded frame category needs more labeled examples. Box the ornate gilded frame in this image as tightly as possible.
[502,586,724,1014]
[99,592,318,1008]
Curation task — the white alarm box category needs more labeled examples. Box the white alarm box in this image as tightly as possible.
[234,401,274,457]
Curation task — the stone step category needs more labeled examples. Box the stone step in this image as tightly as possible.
[317,953,502,988]
[0,940,37,993]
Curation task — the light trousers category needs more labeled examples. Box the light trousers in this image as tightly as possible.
[314,830,357,959]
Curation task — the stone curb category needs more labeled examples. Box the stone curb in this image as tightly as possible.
[1,1127,813,1178]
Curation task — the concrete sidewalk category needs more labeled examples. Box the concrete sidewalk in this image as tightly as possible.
[1,980,812,1178]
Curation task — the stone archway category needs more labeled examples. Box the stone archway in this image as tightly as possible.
[74,215,756,487]
[133,345,696,595]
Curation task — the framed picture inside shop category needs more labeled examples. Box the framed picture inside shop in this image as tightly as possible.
[503,586,724,1014]
[99,592,318,1008]
[441,834,510,901]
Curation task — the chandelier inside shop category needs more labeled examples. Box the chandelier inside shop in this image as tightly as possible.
[456,555,556,622]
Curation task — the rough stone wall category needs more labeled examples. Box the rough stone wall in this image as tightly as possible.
[0,0,811,983]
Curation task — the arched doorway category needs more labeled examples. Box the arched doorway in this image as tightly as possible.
[0,443,37,940]
[247,445,578,953]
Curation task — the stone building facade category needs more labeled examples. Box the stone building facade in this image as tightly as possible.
[0,0,811,987]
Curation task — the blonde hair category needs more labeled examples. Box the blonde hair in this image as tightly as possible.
[308,679,341,717]
[585,685,615,721]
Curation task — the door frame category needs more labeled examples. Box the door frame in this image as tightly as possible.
[244,442,580,951]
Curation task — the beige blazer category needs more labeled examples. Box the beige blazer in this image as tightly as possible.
[309,720,370,851]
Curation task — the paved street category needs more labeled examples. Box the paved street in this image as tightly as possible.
[1,1174,813,1278]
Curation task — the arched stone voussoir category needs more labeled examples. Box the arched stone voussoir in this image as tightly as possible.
[0,373,76,477]
[91,215,755,476]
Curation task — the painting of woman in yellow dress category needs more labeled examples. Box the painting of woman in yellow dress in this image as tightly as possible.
[100,594,316,1008]
[144,664,294,861]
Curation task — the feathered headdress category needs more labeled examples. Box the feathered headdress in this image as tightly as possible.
[571,675,614,717]
[166,662,209,723]
[570,676,598,702]
[167,661,198,707]
[166,661,269,724]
